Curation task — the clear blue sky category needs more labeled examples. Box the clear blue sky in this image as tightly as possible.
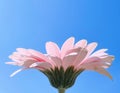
[0,0,120,93]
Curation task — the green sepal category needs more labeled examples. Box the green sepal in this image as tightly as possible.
[41,66,84,89]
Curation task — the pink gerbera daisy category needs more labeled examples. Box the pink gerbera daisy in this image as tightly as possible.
[6,37,114,93]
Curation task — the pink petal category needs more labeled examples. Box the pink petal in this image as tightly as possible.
[16,48,31,56]
[75,39,87,48]
[77,56,112,71]
[10,68,26,77]
[46,42,60,57]
[78,58,112,79]
[28,49,50,62]
[86,42,97,57]
[6,62,16,65]
[73,48,88,67]
[101,56,114,68]
[63,55,77,70]
[101,56,114,63]
[22,60,37,67]
[65,47,82,56]
[77,57,102,70]
[90,49,108,57]
[6,62,23,66]
[81,57,101,64]
[50,57,62,68]
[9,52,22,62]
[94,68,112,79]
[61,37,75,58]
[30,62,52,71]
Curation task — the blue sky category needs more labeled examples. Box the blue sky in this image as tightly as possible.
[0,0,120,93]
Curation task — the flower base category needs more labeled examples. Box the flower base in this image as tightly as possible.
[58,88,65,93]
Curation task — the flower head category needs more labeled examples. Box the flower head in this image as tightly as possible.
[6,37,114,89]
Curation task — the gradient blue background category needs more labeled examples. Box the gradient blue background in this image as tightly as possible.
[0,0,120,93]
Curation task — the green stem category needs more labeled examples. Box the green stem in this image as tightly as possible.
[58,88,65,93]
